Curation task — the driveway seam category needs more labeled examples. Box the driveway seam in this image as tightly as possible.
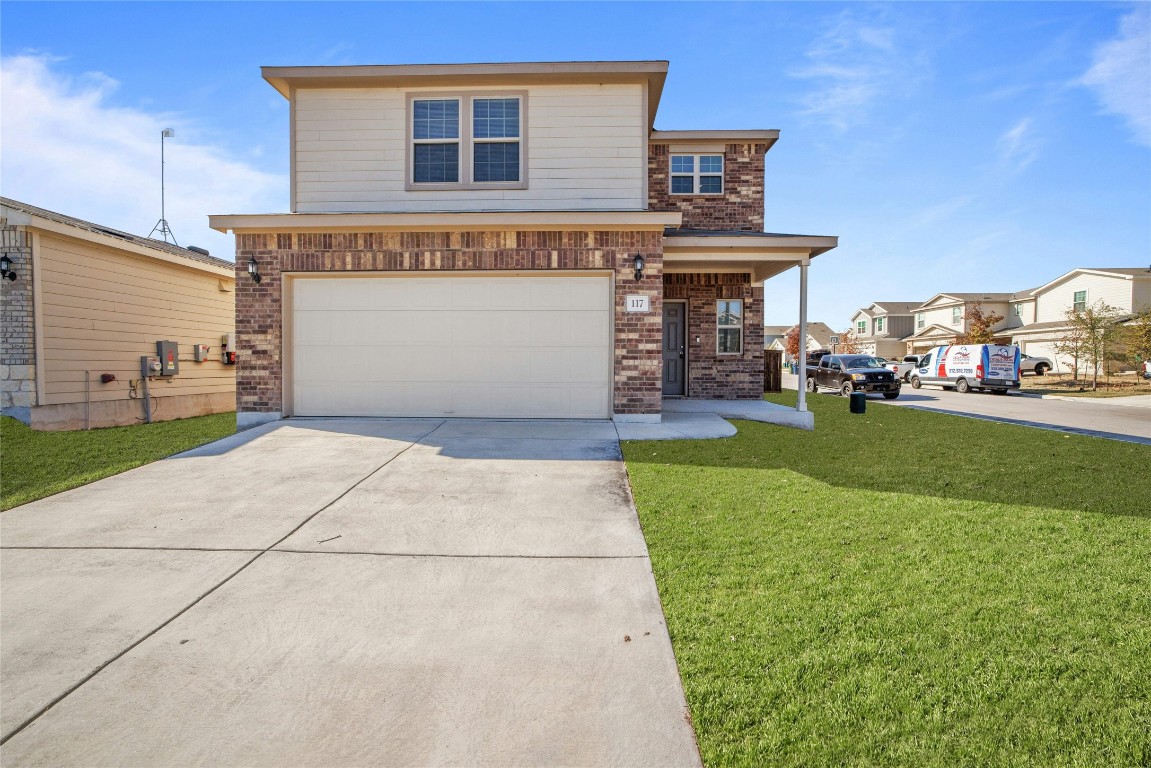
[0,419,446,747]
[270,549,649,559]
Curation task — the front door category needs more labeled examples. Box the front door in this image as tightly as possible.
[662,303,686,396]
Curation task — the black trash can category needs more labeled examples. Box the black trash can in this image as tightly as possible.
[849,391,866,414]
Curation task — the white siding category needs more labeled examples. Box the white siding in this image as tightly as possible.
[293,84,646,212]
[1035,273,1135,322]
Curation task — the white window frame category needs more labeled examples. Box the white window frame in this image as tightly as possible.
[716,299,743,355]
[670,153,724,195]
[1012,304,1022,317]
[1073,290,1087,312]
[875,317,885,333]
[952,306,963,325]
[406,91,528,191]
[857,320,867,335]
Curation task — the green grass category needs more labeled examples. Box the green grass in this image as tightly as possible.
[1,413,236,510]
[622,392,1151,768]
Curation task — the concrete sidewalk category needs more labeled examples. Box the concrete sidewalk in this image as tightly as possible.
[0,419,701,767]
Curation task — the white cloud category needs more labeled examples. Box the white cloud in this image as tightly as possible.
[790,9,928,131]
[997,117,1041,171]
[0,55,286,258]
[1079,6,1151,147]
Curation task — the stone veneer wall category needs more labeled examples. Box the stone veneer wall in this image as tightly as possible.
[1,221,36,411]
[234,230,664,416]
[648,143,769,231]
[665,273,764,398]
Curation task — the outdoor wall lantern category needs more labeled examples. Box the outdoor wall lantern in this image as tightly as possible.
[0,254,16,281]
[633,254,645,282]
[247,256,262,284]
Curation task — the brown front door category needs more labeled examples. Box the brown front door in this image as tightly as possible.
[663,303,686,396]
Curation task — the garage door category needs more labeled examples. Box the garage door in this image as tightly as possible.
[291,275,612,419]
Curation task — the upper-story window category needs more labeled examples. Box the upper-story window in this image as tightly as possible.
[875,317,885,333]
[1073,290,1087,312]
[952,307,962,325]
[916,313,925,329]
[409,94,525,189]
[1012,304,1022,317]
[671,154,723,195]
[857,320,867,335]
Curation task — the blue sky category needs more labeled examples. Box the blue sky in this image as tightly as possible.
[2,1,1148,327]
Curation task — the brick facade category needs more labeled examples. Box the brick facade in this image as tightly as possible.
[664,273,764,398]
[648,143,769,231]
[1,221,36,410]
[234,230,664,416]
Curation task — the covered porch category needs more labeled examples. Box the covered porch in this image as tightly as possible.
[660,228,838,431]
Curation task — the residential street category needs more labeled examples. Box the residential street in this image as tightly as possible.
[786,374,1151,444]
[0,419,701,767]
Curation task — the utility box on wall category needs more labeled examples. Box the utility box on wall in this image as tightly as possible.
[156,340,179,376]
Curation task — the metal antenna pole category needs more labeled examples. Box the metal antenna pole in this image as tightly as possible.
[149,128,178,245]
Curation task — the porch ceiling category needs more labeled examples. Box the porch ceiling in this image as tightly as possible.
[662,230,838,284]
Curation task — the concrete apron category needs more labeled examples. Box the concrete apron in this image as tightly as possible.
[0,418,701,768]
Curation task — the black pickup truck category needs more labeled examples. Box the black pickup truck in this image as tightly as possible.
[805,354,901,399]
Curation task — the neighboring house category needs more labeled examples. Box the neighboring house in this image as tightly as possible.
[1,198,236,430]
[210,61,836,427]
[780,321,836,361]
[904,292,1014,354]
[848,302,919,359]
[763,325,789,353]
[1009,268,1151,372]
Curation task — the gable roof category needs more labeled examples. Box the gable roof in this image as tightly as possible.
[914,292,1013,310]
[763,325,790,337]
[1,197,233,274]
[869,301,922,315]
[1027,267,1151,297]
[906,323,960,340]
[785,321,836,347]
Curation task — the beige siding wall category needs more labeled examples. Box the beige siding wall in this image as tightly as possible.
[1008,299,1035,327]
[1132,276,1151,312]
[1035,273,1134,322]
[38,233,235,407]
[293,83,646,212]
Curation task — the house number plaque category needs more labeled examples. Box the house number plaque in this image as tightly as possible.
[625,295,650,313]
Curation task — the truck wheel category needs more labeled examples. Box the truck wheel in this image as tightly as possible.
[883,392,899,400]
[903,372,911,382]
[840,382,854,397]
[805,377,816,393]
[910,376,922,389]
[1035,363,1050,376]
[956,378,971,394]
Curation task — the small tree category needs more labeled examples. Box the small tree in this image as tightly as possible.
[1122,307,1151,371]
[1057,302,1125,390]
[955,302,1005,345]
[1051,320,1087,382]
[837,328,861,353]
[785,326,802,362]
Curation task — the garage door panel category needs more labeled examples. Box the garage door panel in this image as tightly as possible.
[293,276,612,418]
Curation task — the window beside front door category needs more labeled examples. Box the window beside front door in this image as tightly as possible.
[671,154,724,194]
[717,300,743,353]
[409,93,525,189]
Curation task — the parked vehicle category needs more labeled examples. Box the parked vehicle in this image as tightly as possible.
[805,349,832,367]
[806,354,901,399]
[1143,360,1151,380]
[909,344,1021,394]
[883,355,923,382]
[1019,354,1053,376]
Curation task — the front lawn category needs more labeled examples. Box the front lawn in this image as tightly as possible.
[622,392,1150,767]
[1020,372,1151,398]
[1,413,236,510]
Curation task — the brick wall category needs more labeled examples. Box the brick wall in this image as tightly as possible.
[649,143,769,231]
[234,230,664,416]
[1,221,36,410]
[665,273,764,398]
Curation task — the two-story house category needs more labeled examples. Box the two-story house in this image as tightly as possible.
[1010,267,1151,371]
[210,61,837,427]
[847,302,919,359]
[903,292,1014,354]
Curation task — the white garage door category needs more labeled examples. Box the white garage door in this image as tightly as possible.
[291,275,612,419]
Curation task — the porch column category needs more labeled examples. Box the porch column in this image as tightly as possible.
[796,258,809,413]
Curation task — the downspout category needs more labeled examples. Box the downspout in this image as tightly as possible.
[84,370,91,430]
[796,258,810,413]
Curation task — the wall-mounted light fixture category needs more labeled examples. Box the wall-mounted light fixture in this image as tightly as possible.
[633,254,645,282]
[247,256,262,284]
[0,254,16,281]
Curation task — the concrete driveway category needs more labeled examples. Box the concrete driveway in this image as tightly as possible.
[0,419,701,767]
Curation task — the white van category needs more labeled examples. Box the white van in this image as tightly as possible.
[909,344,1021,395]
